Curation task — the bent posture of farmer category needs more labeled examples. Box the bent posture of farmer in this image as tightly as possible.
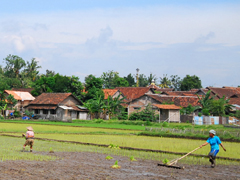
[200,129,226,168]
[22,126,34,152]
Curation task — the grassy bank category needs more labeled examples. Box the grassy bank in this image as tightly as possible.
[0,122,138,134]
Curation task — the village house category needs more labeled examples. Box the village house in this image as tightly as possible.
[126,93,201,122]
[4,90,35,112]
[152,104,181,123]
[25,93,88,121]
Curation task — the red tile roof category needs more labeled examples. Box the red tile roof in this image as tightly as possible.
[207,87,240,99]
[29,93,73,105]
[229,98,240,106]
[27,105,57,110]
[103,89,118,99]
[153,104,181,110]
[162,91,197,96]
[148,94,200,107]
[116,87,153,100]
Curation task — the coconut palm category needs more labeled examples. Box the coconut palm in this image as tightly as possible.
[24,58,42,81]
[159,74,171,88]
[4,55,26,78]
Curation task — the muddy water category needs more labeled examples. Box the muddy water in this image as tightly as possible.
[0,151,239,180]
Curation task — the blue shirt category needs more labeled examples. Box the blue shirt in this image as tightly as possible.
[207,136,222,150]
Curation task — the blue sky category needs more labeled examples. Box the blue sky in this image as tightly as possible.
[0,0,240,87]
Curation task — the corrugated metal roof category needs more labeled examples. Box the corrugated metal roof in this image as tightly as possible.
[14,91,35,101]
[4,90,22,100]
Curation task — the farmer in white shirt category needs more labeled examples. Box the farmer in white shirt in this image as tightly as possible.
[22,126,35,152]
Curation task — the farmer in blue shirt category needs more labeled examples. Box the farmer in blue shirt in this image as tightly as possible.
[200,130,226,168]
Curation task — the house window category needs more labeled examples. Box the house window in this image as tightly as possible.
[134,107,141,110]
[35,109,40,114]
[43,110,48,114]
[50,109,56,114]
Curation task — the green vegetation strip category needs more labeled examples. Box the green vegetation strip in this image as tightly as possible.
[0,120,145,131]
[139,131,240,143]
[0,122,138,134]
[2,134,239,161]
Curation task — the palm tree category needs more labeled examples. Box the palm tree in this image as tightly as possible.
[197,90,215,109]
[24,58,42,81]
[106,94,126,119]
[4,55,26,78]
[147,73,157,85]
[159,74,171,88]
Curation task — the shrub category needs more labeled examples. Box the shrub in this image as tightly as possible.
[94,119,104,123]
[116,111,128,120]
[25,110,34,117]
[198,112,202,117]
[162,122,169,127]
[14,110,21,117]
[202,109,210,116]
[129,104,158,122]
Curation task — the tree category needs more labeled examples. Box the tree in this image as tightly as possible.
[113,76,129,87]
[197,91,233,116]
[68,76,84,100]
[138,74,148,87]
[147,73,157,85]
[24,58,41,81]
[85,75,104,101]
[3,54,26,78]
[101,70,129,89]
[101,70,117,89]
[170,75,182,90]
[180,75,202,91]
[209,97,233,116]
[31,76,55,96]
[159,74,171,88]
[6,94,18,109]
[83,91,104,119]
[124,73,136,87]
[104,94,126,119]
[197,90,214,110]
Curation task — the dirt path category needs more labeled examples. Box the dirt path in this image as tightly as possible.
[0,151,240,180]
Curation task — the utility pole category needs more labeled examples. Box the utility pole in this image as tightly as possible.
[136,68,139,87]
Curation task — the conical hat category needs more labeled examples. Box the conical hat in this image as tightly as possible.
[27,126,33,131]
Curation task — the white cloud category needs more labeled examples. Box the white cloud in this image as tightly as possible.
[0,4,239,86]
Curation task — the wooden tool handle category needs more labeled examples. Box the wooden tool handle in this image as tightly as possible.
[169,147,200,166]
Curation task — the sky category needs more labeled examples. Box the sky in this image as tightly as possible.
[0,0,239,87]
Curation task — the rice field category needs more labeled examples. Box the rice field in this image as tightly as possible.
[4,133,240,159]
[0,122,138,134]
[0,136,239,166]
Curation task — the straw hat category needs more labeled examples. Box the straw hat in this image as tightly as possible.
[27,126,33,131]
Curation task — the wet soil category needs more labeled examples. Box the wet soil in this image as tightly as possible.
[0,151,240,180]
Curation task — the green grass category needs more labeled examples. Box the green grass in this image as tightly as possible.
[6,133,239,159]
[1,119,238,132]
[0,136,239,165]
[0,136,58,161]
[0,122,138,134]
[0,120,146,130]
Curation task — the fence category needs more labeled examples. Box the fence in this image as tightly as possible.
[145,127,240,138]
[180,115,193,123]
[193,116,229,125]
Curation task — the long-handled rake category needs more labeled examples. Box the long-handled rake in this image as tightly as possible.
[158,147,200,169]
